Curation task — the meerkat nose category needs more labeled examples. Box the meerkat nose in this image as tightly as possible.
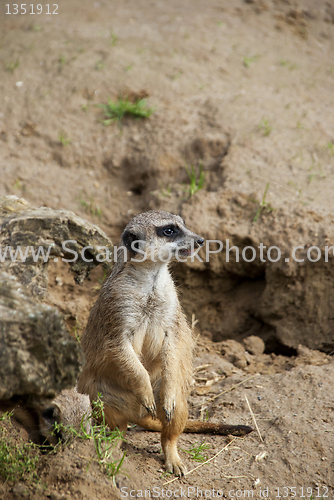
[196,237,205,246]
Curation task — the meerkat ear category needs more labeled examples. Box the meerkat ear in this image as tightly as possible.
[122,230,141,255]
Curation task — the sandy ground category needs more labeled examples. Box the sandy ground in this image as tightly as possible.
[0,0,334,498]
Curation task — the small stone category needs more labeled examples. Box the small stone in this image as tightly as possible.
[12,483,29,498]
[218,339,248,369]
[243,336,265,355]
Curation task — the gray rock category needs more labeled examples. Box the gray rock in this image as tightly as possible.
[0,272,82,401]
[0,196,113,404]
[243,336,265,355]
[0,195,113,298]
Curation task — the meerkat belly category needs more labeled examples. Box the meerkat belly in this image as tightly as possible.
[131,302,175,374]
[126,267,178,372]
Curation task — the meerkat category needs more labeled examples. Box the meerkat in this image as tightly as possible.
[76,210,252,476]
[0,388,92,447]
[39,388,92,445]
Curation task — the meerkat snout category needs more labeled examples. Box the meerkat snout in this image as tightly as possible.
[195,237,205,247]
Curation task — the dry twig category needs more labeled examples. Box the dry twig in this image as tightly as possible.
[244,394,263,442]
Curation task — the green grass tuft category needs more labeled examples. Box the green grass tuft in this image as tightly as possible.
[258,117,272,136]
[58,130,71,146]
[98,98,154,124]
[58,55,66,68]
[0,412,39,484]
[279,59,297,70]
[5,58,20,72]
[182,441,211,462]
[95,60,105,71]
[253,182,271,223]
[243,55,259,68]
[327,141,334,156]
[78,194,102,219]
[53,394,126,483]
[109,30,117,46]
[185,162,206,196]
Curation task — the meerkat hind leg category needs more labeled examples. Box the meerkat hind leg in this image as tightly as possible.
[159,400,188,476]
[162,432,186,476]
[137,414,186,475]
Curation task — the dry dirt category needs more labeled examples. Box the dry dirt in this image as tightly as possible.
[0,0,334,498]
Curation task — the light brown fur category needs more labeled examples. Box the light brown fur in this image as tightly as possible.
[76,210,252,475]
[77,211,203,475]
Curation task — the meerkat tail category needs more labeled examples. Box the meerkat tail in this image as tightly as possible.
[136,416,253,437]
[183,421,253,437]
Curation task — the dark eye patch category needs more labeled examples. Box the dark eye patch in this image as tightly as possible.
[156,225,181,239]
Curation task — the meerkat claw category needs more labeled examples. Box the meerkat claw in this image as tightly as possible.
[164,406,175,423]
[164,409,172,423]
[144,402,157,419]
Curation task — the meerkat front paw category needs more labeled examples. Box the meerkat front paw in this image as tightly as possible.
[142,394,157,419]
[163,396,176,423]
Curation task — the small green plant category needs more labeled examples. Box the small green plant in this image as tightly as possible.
[185,162,206,196]
[182,441,211,462]
[172,70,183,80]
[109,30,117,46]
[243,55,259,68]
[78,194,102,219]
[99,270,108,285]
[279,59,297,70]
[253,182,271,223]
[296,120,307,130]
[308,162,326,183]
[161,186,172,197]
[327,141,334,156]
[70,318,82,343]
[5,58,20,72]
[95,60,105,70]
[13,179,23,190]
[160,470,173,479]
[58,55,66,68]
[0,412,39,484]
[99,98,154,124]
[58,130,71,146]
[53,395,126,482]
[124,64,133,72]
[258,117,272,136]
[308,172,326,182]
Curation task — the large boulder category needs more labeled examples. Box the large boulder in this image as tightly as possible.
[0,196,113,405]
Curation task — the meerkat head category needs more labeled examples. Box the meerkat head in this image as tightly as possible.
[121,210,204,264]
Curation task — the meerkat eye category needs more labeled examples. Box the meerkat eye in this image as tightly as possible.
[156,224,179,238]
